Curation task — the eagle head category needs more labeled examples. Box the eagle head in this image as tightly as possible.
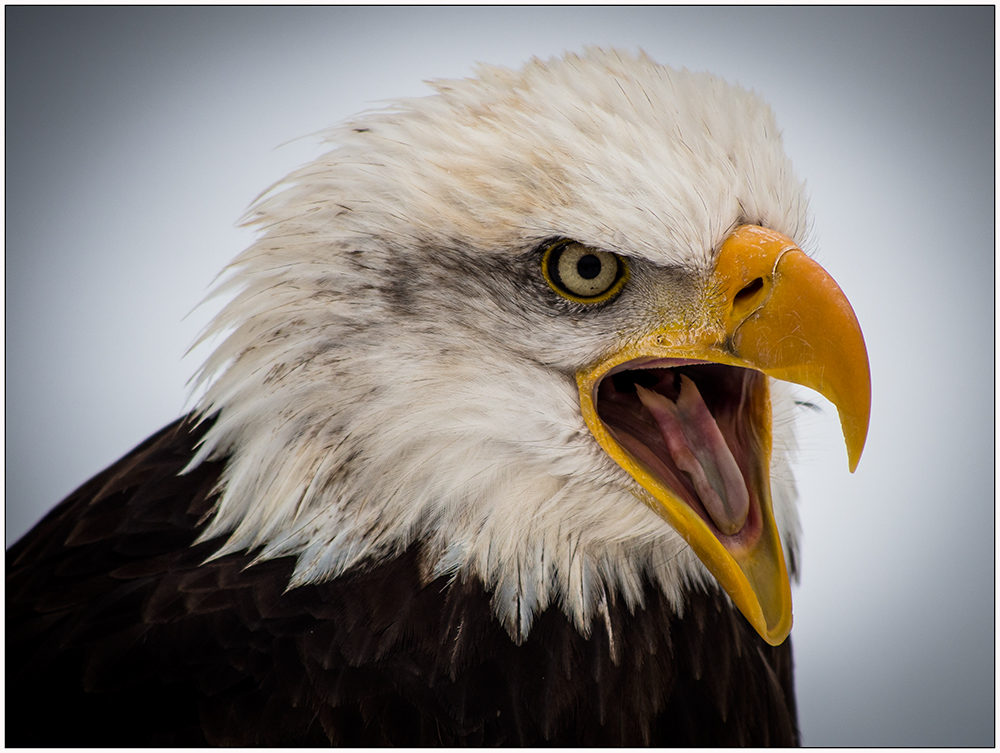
[188,49,870,646]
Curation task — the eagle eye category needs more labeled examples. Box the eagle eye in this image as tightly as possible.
[542,241,629,304]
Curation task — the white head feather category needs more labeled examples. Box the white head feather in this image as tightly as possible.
[188,48,806,641]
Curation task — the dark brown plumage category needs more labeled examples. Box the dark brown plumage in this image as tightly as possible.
[6,417,798,746]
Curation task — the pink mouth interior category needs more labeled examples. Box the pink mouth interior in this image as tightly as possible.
[595,361,767,549]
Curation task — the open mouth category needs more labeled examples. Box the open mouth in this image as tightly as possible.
[594,358,769,554]
[571,225,870,645]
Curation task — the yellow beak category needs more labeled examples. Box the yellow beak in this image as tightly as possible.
[577,225,871,645]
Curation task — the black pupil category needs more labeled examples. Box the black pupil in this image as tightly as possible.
[576,254,603,280]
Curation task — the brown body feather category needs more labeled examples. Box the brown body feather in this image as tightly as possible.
[7,417,798,745]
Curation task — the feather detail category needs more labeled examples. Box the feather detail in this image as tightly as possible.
[7,416,798,744]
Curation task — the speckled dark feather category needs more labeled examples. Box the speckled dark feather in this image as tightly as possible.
[6,417,798,746]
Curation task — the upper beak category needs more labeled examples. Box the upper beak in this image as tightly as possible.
[577,225,871,645]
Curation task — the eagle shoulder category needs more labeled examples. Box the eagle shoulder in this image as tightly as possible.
[6,418,797,745]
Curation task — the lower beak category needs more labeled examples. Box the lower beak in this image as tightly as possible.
[577,225,871,645]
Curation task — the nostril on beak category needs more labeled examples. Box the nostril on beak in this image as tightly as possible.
[733,277,765,310]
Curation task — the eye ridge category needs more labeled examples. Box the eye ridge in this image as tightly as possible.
[541,240,630,305]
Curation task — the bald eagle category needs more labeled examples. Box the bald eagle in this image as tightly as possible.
[6,49,869,746]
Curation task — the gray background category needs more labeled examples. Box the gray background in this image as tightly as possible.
[6,7,994,746]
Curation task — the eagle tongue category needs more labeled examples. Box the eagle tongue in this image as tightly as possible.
[635,376,749,535]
